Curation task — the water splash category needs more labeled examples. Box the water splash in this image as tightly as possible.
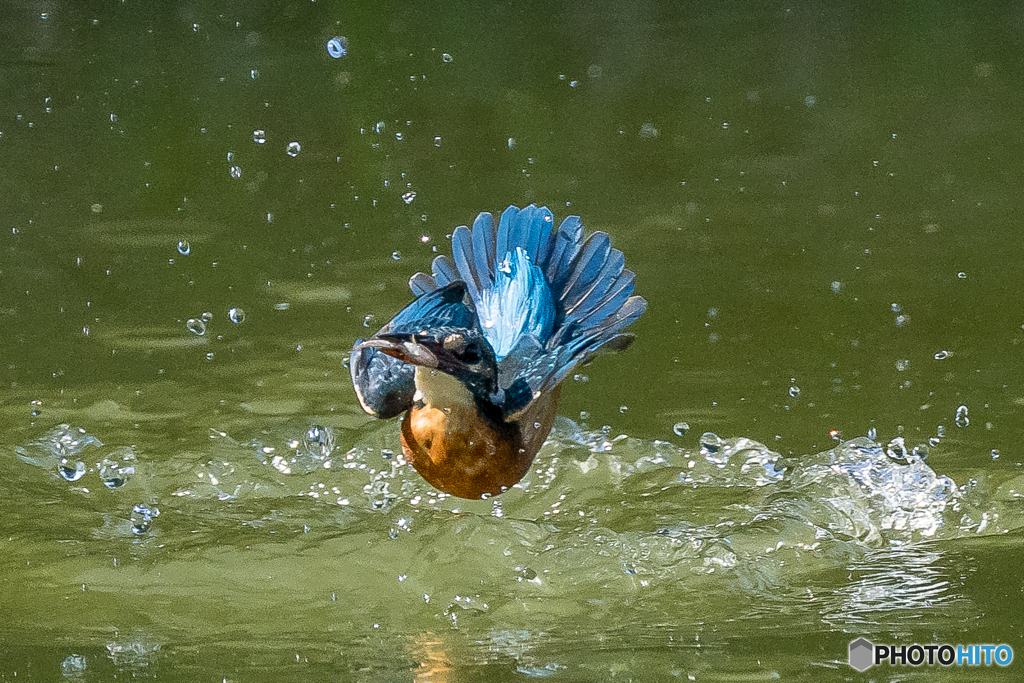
[16,424,103,476]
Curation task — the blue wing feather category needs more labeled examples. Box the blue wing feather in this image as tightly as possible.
[409,272,437,297]
[563,249,625,318]
[451,226,481,301]
[387,204,646,419]
[574,271,636,324]
[472,212,496,289]
[519,205,554,264]
[495,206,517,266]
[544,216,583,283]
[556,232,611,306]
[431,255,458,286]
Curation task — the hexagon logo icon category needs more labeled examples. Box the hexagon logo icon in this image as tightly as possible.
[849,638,874,671]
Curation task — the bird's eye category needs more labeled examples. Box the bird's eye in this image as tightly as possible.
[459,345,481,363]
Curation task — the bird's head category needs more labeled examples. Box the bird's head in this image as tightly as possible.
[354,327,501,409]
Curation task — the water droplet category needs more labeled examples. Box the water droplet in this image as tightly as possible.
[201,311,213,322]
[229,165,242,179]
[579,410,590,421]
[327,36,348,59]
[374,121,386,134]
[59,458,86,482]
[891,302,902,313]
[955,405,969,428]
[391,251,402,260]
[401,191,416,204]
[433,136,442,147]
[507,137,515,149]
[788,385,801,397]
[830,280,841,293]
[303,425,335,459]
[362,315,374,327]
[250,68,259,80]
[441,52,454,63]
[266,212,274,223]
[867,426,877,440]
[700,433,728,465]
[253,129,266,144]
[991,449,1000,460]
[804,95,816,107]
[957,271,967,279]
[226,152,235,162]
[395,132,404,141]
[619,405,628,414]
[177,240,191,255]
[672,421,689,437]
[286,141,301,157]
[228,307,245,324]
[99,449,135,489]
[639,123,658,139]
[205,352,214,361]
[895,359,910,371]
[131,504,159,534]
[186,318,207,336]
[886,437,908,463]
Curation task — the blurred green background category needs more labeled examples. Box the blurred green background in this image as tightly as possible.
[1,1,1023,681]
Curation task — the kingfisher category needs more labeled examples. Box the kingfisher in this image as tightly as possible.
[350,205,646,499]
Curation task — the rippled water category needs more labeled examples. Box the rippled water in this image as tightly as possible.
[3,403,1021,679]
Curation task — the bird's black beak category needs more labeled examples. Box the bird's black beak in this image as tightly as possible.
[354,334,460,374]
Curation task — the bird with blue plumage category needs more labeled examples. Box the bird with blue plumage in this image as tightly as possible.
[351,204,646,499]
